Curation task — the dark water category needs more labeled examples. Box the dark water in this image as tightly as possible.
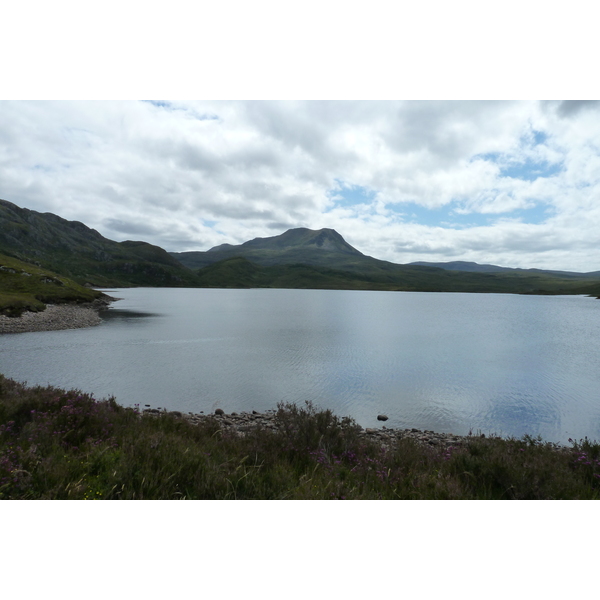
[2,288,599,443]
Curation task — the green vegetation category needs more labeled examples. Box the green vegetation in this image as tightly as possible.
[196,256,600,295]
[0,253,103,317]
[175,227,600,296]
[0,199,201,288]
[2,374,599,499]
[3,198,600,297]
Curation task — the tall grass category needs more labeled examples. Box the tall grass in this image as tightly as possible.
[1,374,599,499]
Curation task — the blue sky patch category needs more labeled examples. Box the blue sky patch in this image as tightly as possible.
[143,100,173,109]
[143,100,218,121]
[386,201,551,228]
[329,181,376,208]
[532,130,548,145]
[500,159,562,181]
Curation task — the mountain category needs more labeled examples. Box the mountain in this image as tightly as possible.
[409,260,600,279]
[172,227,365,270]
[0,199,201,287]
[175,227,600,296]
[2,198,599,297]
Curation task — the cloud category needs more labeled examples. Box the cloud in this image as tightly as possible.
[557,100,600,118]
[1,100,600,271]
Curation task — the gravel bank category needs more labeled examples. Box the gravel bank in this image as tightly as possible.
[144,408,486,449]
[0,298,113,334]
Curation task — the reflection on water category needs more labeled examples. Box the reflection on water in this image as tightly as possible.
[1,288,599,444]
[99,308,161,321]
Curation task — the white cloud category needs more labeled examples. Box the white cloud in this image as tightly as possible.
[1,100,600,271]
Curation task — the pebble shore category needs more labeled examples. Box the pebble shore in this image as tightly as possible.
[144,408,481,449]
[0,298,112,334]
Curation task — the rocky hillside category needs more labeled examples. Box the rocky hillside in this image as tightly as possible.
[0,199,201,287]
[171,227,368,270]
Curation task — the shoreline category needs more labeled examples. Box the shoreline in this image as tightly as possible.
[0,295,114,334]
[144,408,570,451]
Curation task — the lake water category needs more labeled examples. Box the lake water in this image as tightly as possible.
[1,288,599,444]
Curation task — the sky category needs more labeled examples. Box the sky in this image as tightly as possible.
[2,99,599,272]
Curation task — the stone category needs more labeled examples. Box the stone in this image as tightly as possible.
[377,414,389,421]
[215,408,224,415]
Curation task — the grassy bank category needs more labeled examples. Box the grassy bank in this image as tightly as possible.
[0,253,103,317]
[1,374,599,499]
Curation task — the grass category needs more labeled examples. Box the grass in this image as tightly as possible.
[0,253,103,316]
[2,373,599,500]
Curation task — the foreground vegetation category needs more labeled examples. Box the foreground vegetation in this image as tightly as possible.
[2,375,599,499]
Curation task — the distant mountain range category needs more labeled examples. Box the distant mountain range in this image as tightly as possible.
[409,260,600,279]
[2,198,600,301]
[172,227,600,296]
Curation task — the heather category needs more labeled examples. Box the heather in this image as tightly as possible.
[1,374,599,499]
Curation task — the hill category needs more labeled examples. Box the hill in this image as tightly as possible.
[2,199,599,297]
[176,227,600,296]
[409,260,600,279]
[172,227,366,270]
[0,252,105,316]
[0,199,201,287]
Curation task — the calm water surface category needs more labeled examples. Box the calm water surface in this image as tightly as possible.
[2,288,599,443]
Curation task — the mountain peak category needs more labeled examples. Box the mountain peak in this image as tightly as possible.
[210,227,363,256]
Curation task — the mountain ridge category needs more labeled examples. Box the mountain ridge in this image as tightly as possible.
[2,198,600,297]
[409,260,600,278]
[0,198,201,287]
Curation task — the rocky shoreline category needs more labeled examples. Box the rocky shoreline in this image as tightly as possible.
[143,407,499,450]
[0,297,113,334]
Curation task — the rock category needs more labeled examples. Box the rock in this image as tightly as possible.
[377,414,389,421]
[171,411,182,418]
[215,408,224,415]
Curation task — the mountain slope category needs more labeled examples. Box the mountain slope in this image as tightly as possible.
[173,227,600,296]
[0,199,201,287]
[409,260,600,279]
[171,227,367,270]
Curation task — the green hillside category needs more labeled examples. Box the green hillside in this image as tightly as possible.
[0,253,104,316]
[196,256,600,296]
[180,228,600,296]
[0,199,201,287]
[3,198,599,298]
